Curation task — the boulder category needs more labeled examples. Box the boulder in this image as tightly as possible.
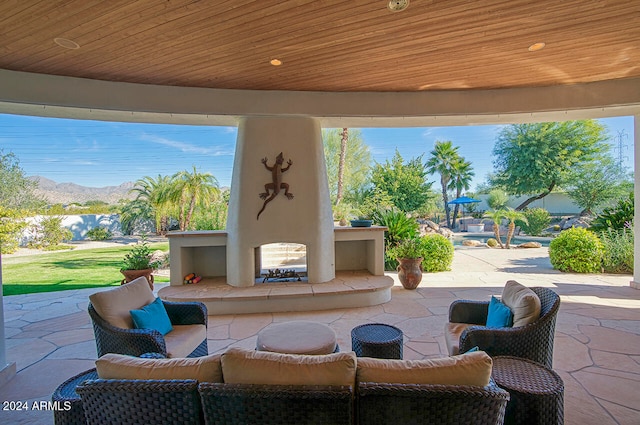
[560,216,592,230]
[419,223,454,239]
[516,241,542,249]
[462,239,484,247]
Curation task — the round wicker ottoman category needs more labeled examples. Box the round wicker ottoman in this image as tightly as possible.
[492,356,564,425]
[351,323,403,359]
[256,320,338,355]
[52,368,98,425]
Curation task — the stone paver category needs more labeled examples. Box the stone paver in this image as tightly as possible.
[1,246,639,424]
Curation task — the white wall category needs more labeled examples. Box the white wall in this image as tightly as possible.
[474,192,582,215]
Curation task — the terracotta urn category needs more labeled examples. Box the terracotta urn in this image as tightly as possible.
[396,257,423,289]
[120,268,154,290]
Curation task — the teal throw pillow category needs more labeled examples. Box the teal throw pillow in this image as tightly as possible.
[130,297,173,335]
[486,296,513,328]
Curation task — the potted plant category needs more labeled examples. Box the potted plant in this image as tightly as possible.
[120,237,160,290]
[387,237,424,289]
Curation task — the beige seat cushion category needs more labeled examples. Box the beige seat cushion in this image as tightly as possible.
[89,277,156,329]
[356,351,492,387]
[164,324,207,358]
[444,322,472,356]
[502,280,541,327]
[96,352,222,382]
[256,321,337,355]
[221,347,356,386]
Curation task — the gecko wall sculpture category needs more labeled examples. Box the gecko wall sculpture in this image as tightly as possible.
[257,152,294,220]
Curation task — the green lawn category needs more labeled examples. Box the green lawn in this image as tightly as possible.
[2,243,169,296]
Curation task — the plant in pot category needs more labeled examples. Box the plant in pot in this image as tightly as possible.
[387,237,424,289]
[120,237,161,290]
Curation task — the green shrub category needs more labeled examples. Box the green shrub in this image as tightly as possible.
[590,192,633,233]
[517,208,551,236]
[86,227,113,241]
[29,216,73,248]
[549,227,604,273]
[486,238,498,247]
[419,234,454,272]
[599,227,633,274]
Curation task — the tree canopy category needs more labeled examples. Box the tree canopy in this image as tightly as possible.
[371,150,433,213]
[0,149,44,210]
[566,158,630,215]
[491,120,609,210]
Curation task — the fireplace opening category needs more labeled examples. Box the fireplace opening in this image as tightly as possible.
[257,243,307,283]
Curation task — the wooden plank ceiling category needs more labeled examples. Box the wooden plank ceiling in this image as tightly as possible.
[1,0,639,92]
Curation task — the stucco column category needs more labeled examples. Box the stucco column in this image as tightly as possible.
[0,254,17,387]
[226,116,335,287]
[632,115,640,289]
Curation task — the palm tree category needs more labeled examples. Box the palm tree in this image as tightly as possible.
[335,128,348,205]
[172,166,220,231]
[129,175,174,235]
[483,209,506,248]
[502,208,528,248]
[426,141,461,228]
[448,158,475,228]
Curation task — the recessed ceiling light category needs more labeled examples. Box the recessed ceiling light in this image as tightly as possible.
[388,0,410,12]
[54,37,80,49]
[270,58,282,66]
[528,42,546,52]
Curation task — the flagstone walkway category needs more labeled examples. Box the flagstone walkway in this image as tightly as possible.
[1,246,639,424]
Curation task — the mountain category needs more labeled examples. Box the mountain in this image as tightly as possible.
[30,176,135,204]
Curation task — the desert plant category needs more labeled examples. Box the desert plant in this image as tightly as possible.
[121,237,162,271]
[386,237,423,260]
[549,227,604,273]
[486,238,498,247]
[598,227,633,274]
[420,234,454,272]
[30,216,73,248]
[517,208,551,237]
[589,192,633,233]
[483,209,506,248]
[86,227,113,241]
[487,189,509,210]
[502,208,527,248]
[371,207,419,246]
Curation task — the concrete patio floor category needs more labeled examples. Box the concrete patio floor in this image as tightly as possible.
[1,246,639,424]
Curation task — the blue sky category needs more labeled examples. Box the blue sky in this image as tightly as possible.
[0,113,634,190]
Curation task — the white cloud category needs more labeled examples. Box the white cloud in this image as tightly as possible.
[139,134,233,156]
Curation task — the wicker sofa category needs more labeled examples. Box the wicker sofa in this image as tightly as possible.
[53,349,508,425]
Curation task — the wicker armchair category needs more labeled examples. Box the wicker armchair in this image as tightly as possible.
[198,383,354,425]
[356,380,509,425]
[447,287,560,368]
[89,299,208,358]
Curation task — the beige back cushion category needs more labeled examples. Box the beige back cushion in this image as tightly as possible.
[356,351,493,387]
[221,347,356,386]
[501,280,541,327]
[89,277,156,329]
[96,353,223,382]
